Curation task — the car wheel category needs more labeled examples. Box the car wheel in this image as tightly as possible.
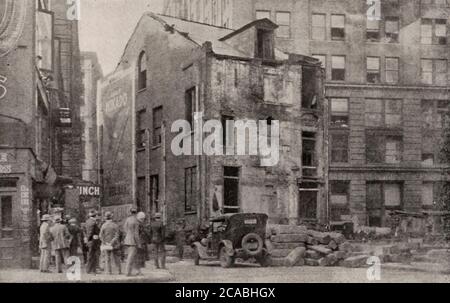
[219,246,234,268]
[194,247,200,266]
[241,233,264,257]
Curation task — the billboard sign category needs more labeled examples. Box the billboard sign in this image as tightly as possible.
[98,67,135,207]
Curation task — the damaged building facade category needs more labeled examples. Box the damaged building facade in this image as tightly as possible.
[163,0,450,230]
[113,13,325,229]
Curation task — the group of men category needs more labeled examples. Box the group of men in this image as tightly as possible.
[38,207,167,277]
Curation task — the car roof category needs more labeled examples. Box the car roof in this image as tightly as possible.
[210,213,268,222]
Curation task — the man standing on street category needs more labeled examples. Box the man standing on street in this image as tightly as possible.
[123,207,141,276]
[150,212,166,270]
[100,211,122,275]
[50,217,71,273]
[67,218,83,257]
[39,214,53,273]
[85,210,101,274]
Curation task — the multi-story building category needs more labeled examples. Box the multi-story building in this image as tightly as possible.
[80,52,103,183]
[107,12,325,229]
[163,0,450,229]
[0,0,82,268]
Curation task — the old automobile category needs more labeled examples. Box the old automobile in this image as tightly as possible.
[191,213,271,268]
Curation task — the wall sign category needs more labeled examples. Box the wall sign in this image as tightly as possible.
[78,185,101,197]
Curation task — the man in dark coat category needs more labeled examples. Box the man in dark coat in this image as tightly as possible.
[150,212,166,269]
[85,210,101,274]
[67,218,83,257]
[123,207,141,276]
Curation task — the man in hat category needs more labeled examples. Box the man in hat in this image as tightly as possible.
[175,219,186,260]
[100,212,122,275]
[123,207,141,276]
[150,212,166,269]
[50,217,71,273]
[85,210,101,274]
[39,214,53,273]
[67,218,83,257]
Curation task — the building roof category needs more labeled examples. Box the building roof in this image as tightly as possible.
[148,13,288,60]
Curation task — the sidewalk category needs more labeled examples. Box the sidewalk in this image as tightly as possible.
[0,262,175,283]
[381,262,450,275]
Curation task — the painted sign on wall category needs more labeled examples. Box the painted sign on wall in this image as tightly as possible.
[98,67,135,207]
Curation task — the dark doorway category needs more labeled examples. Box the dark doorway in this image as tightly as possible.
[299,182,318,221]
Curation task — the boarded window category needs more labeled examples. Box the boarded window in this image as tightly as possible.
[302,67,318,109]
[384,183,402,207]
[366,134,385,163]
[422,182,434,206]
[330,181,349,205]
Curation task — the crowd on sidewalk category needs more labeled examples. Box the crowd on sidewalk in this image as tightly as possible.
[38,207,172,277]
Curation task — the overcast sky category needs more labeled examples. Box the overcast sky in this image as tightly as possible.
[79,0,165,75]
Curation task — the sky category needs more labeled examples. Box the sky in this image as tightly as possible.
[79,0,165,75]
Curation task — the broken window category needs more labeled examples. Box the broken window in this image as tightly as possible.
[256,29,274,60]
[152,106,163,146]
[330,98,349,127]
[312,14,326,40]
[138,51,147,90]
[331,56,345,81]
[150,175,159,213]
[185,87,196,128]
[302,67,318,110]
[367,57,381,83]
[185,167,198,213]
[331,14,345,40]
[331,133,349,163]
[223,167,240,214]
[366,133,402,164]
[422,182,435,207]
[384,183,402,207]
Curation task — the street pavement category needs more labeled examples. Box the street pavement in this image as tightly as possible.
[1,259,449,283]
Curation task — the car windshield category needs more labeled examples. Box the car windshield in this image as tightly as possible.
[212,221,227,233]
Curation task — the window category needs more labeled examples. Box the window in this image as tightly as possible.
[312,14,326,40]
[185,87,196,127]
[136,109,146,148]
[422,182,435,207]
[366,182,403,226]
[302,132,318,178]
[223,167,240,213]
[331,133,349,163]
[150,175,159,213]
[221,115,234,148]
[385,17,399,43]
[365,99,402,128]
[1,196,13,237]
[367,57,381,83]
[421,19,447,45]
[367,20,380,41]
[276,12,291,38]
[330,181,350,206]
[256,29,274,60]
[421,100,450,129]
[138,52,147,90]
[302,67,318,109]
[185,167,198,213]
[386,57,399,84]
[421,59,448,85]
[366,133,402,164]
[152,106,163,146]
[136,177,146,211]
[330,98,349,127]
[256,10,271,20]
[331,56,346,81]
[331,14,345,40]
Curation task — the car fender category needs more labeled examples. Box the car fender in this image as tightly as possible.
[219,240,235,256]
[192,242,209,259]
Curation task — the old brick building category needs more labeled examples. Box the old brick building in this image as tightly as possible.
[163,0,450,228]
[111,13,325,229]
[0,0,82,268]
